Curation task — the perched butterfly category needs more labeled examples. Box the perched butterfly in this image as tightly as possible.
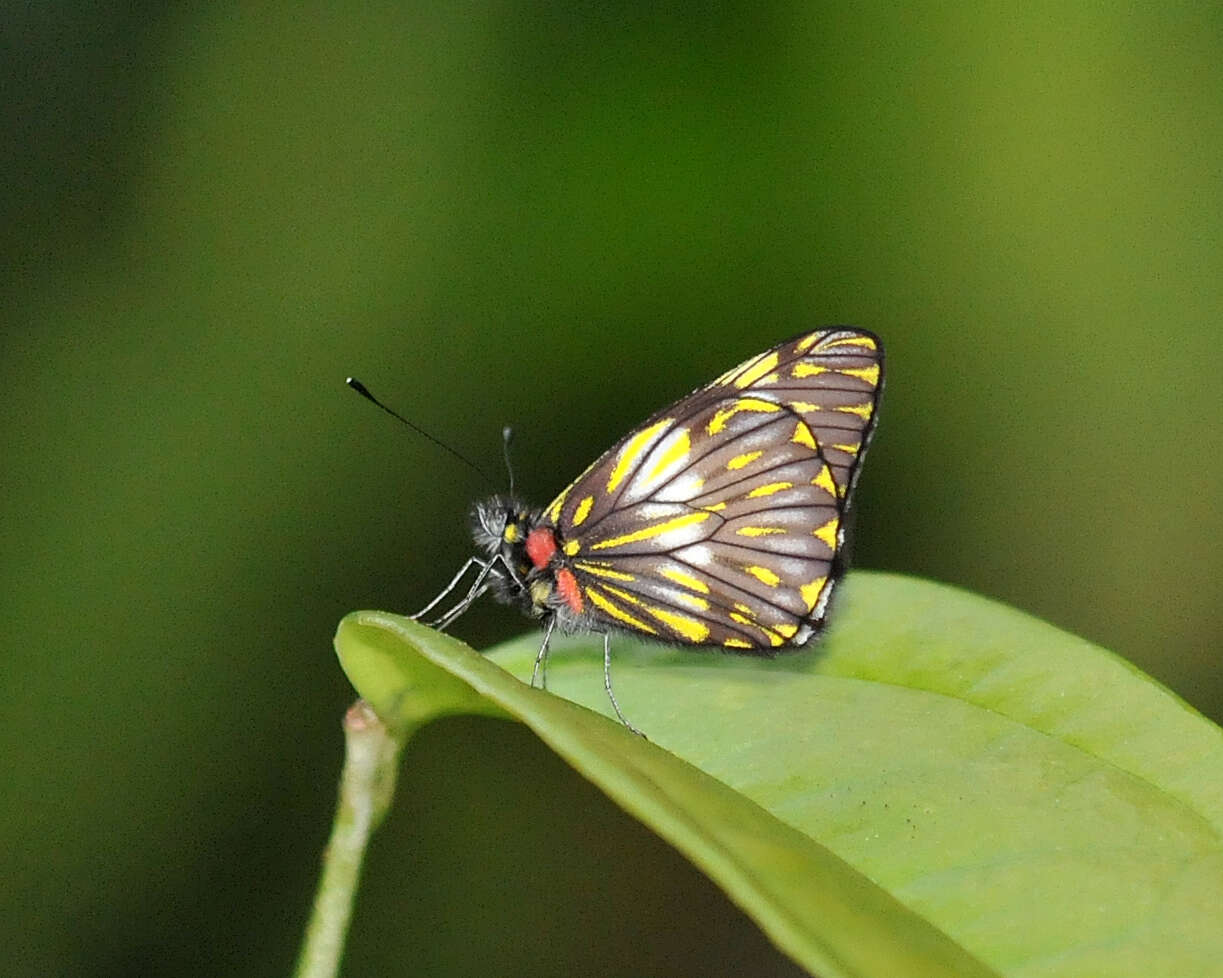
[403,328,883,732]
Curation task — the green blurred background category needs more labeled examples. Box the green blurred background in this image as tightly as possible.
[3,5,1220,976]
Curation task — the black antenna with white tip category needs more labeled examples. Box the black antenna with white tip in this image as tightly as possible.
[346,377,494,482]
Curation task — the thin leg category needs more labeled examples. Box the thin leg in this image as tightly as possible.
[604,633,645,738]
[531,616,555,689]
[410,556,483,620]
[430,557,501,630]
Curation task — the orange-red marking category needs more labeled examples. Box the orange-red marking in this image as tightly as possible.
[525,527,557,568]
[555,567,584,614]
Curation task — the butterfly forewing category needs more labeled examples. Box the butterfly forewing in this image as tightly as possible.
[539,327,883,651]
[712,328,882,499]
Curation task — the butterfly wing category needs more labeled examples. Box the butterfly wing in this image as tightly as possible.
[541,328,883,649]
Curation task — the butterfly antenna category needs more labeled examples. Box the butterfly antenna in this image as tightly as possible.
[346,377,493,481]
[501,426,516,496]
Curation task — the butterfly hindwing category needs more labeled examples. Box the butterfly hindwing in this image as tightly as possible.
[567,402,841,648]
[540,327,883,650]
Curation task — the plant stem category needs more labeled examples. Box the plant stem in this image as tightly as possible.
[294,700,405,978]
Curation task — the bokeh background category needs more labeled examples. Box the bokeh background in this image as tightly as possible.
[4,5,1220,976]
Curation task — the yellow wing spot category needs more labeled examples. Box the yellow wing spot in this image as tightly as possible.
[745,565,781,587]
[812,465,837,497]
[503,523,520,543]
[573,562,636,582]
[789,400,820,412]
[736,526,786,537]
[813,517,839,549]
[571,495,595,526]
[734,602,753,614]
[586,588,658,634]
[832,442,861,454]
[646,607,710,643]
[545,488,570,523]
[835,402,874,419]
[839,363,880,385]
[723,637,753,649]
[729,616,782,648]
[721,351,761,385]
[643,428,691,485]
[659,567,710,594]
[590,510,711,550]
[675,592,710,612]
[545,455,603,522]
[825,334,877,350]
[601,584,643,605]
[794,332,821,352]
[733,351,781,389]
[792,420,816,450]
[602,588,712,622]
[792,363,829,378]
[706,397,781,435]
[563,539,580,556]
[727,450,763,470]
[800,576,828,610]
[703,501,727,512]
[774,622,799,640]
[606,418,672,494]
[747,481,793,498]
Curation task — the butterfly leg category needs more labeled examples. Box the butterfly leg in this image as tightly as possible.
[429,557,501,630]
[530,616,555,690]
[604,633,645,738]
[410,556,485,621]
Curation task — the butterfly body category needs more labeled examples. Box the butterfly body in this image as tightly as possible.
[450,328,884,662]
[466,496,578,625]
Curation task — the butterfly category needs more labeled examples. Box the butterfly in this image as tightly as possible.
[412,328,884,733]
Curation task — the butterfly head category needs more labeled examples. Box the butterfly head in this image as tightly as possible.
[469,494,533,554]
[467,494,585,624]
[468,495,545,613]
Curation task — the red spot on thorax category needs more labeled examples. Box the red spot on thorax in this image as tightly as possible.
[525,527,557,569]
[555,568,584,614]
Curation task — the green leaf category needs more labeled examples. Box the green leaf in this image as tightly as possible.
[334,571,1223,978]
